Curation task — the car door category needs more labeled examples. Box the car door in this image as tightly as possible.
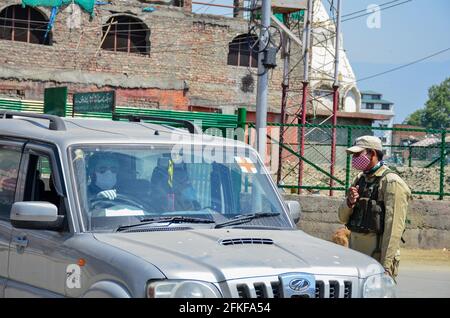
[5,143,74,297]
[0,140,24,298]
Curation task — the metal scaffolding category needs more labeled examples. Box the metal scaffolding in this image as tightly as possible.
[276,0,342,196]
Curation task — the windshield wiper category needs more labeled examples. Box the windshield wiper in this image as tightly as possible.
[116,216,215,232]
[214,212,280,229]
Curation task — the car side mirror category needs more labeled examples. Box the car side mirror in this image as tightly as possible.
[285,200,301,224]
[11,201,64,231]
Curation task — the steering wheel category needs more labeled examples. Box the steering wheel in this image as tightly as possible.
[90,193,147,211]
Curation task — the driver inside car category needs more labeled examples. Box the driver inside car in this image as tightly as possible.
[87,153,120,201]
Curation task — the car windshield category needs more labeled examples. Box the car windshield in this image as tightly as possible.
[69,144,293,232]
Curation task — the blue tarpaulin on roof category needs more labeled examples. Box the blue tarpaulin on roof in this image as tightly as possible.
[22,0,95,16]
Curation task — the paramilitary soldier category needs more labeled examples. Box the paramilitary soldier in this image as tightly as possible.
[338,136,411,281]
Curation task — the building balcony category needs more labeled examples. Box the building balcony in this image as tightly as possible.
[359,107,395,117]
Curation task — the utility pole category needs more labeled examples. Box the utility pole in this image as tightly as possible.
[255,0,271,162]
[330,0,341,196]
[298,0,313,194]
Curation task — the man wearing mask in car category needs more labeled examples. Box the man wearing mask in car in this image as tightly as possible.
[338,136,411,281]
[88,153,120,200]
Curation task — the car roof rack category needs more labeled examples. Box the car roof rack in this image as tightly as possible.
[112,113,202,134]
[0,110,66,131]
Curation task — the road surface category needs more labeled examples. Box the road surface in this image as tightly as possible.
[395,249,450,298]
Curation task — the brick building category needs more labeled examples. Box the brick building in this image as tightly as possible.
[0,0,388,128]
[392,124,427,146]
[0,0,287,116]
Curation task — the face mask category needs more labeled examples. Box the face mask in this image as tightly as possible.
[95,170,117,190]
[352,153,371,171]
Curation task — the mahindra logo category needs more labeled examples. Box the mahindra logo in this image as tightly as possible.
[289,278,310,292]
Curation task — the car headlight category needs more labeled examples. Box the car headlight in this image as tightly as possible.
[147,280,222,298]
[363,273,396,298]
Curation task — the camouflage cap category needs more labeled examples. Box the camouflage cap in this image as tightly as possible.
[346,135,383,154]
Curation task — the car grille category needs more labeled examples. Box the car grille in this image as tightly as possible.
[235,282,279,298]
[314,280,352,298]
[227,277,355,298]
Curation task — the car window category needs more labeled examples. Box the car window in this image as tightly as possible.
[0,145,22,220]
[23,153,61,209]
[70,144,292,232]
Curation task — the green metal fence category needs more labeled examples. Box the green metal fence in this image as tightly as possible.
[0,98,243,134]
[247,122,449,200]
[2,97,447,199]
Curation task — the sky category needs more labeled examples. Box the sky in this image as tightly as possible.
[339,0,450,123]
[193,0,450,124]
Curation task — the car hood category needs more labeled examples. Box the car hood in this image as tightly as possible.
[93,228,383,282]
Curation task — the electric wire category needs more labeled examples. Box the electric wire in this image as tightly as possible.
[356,47,450,83]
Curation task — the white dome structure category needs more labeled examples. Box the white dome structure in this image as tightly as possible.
[309,0,361,113]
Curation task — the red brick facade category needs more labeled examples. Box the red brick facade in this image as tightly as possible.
[0,1,284,113]
[392,124,427,145]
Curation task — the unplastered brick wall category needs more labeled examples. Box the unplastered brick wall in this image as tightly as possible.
[0,0,286,112]
[0,79,189,109]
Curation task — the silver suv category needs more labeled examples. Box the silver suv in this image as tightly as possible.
[0,111,395,298]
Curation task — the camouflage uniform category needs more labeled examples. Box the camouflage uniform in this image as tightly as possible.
[338,164,411,280]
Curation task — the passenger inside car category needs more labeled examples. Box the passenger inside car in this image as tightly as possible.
[149,156,201,213]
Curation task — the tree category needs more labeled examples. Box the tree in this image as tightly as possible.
[404,109,424,126]
[404,77,450,129]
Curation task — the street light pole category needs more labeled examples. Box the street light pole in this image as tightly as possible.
[255,0,271,163]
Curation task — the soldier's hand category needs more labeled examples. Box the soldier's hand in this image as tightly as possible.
[347,185,359,207]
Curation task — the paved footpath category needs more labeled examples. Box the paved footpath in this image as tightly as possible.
[395,249,450,298]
